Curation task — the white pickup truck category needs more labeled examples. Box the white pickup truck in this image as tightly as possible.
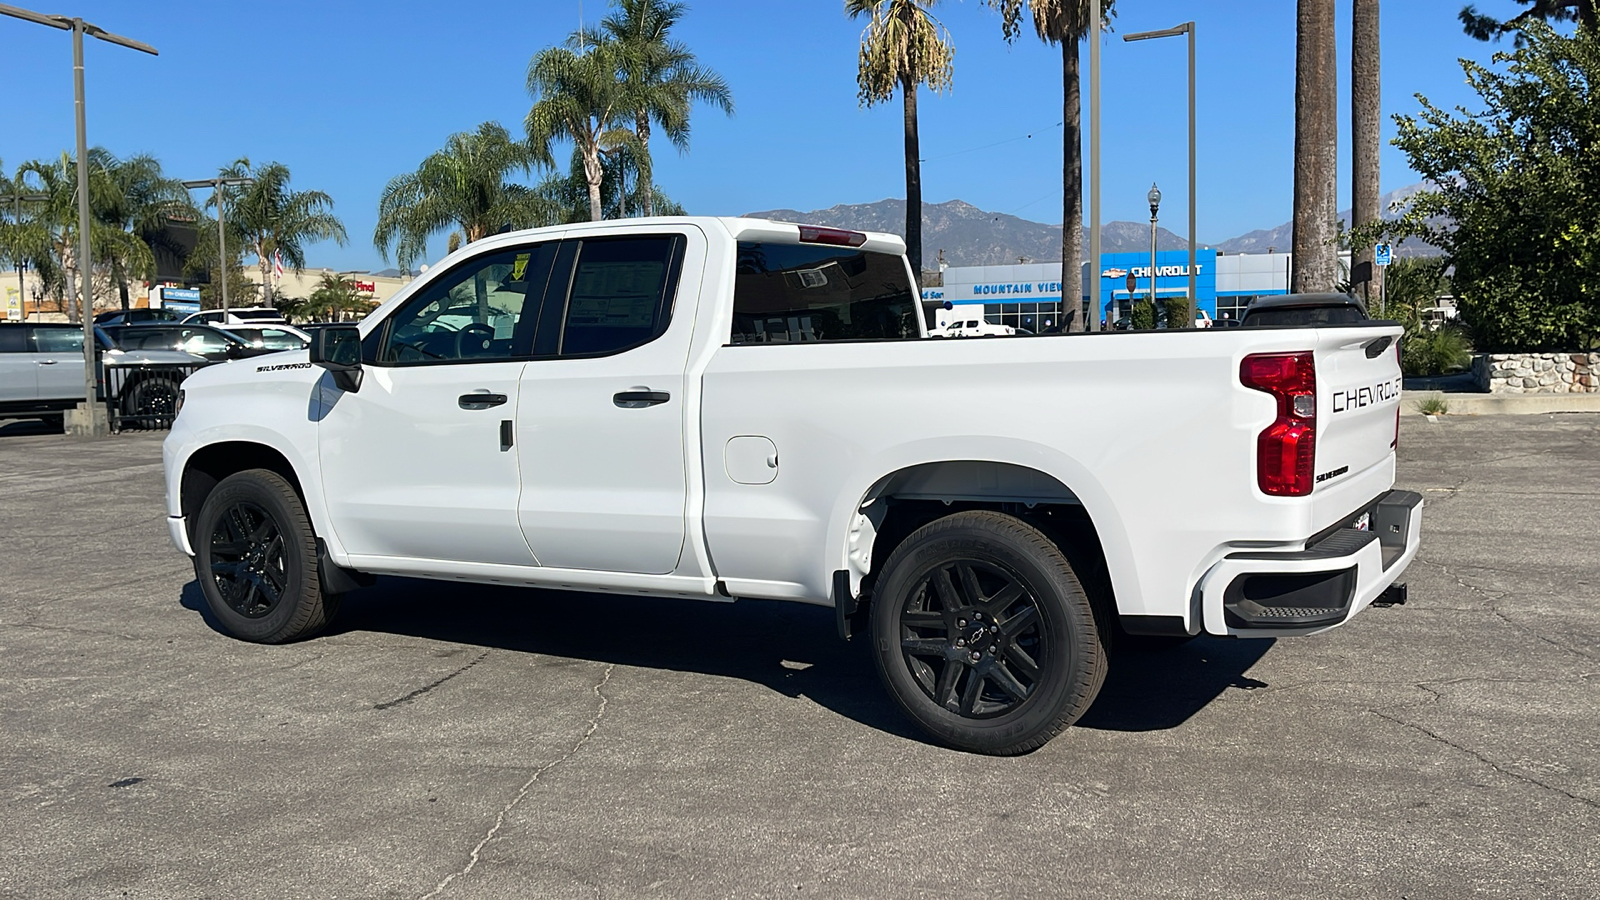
[162,217,1420,755]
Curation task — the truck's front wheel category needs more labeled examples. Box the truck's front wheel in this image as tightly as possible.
[870,511,1108,755]
[193,469,339,643]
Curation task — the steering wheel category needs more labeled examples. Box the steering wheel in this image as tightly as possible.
[455,323,496,358]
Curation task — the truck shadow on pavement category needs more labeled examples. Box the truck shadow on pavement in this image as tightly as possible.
[181,577,1275,742]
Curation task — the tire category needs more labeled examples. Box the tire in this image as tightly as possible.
[122,375,182,428]
[193,468,338,643]
[869,510,1109,755]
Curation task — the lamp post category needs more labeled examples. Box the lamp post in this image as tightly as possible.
[1125,22,1196,327]
[1147,183,1161,320]
[2,191,48,321]
[0,4,156,436]
[181,177,253,314]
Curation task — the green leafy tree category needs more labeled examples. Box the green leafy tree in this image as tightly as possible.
[305,271,376,323]
[10,152,152,321]
[526,41,637,222]
[1390,22,1600,350]
[1460,0,1596,42]
[595,0,733,217]
[99,152,195,315]
[849,0,954,287]
[539,146,686,223]
[988,0,1114,330]
[374,122,557,271]
[214,159,347,305]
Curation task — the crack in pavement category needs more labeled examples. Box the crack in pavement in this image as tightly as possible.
[1370,708,1600,812]
[374,650,491,710]
[418,662,615,900]
[1411,555,1598,662]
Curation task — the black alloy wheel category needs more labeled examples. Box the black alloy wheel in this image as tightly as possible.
[124,377,180,427]
[870,510,1108,755]
[193,468,340,643]
[207,500,288,619]
[898,559,1046,718]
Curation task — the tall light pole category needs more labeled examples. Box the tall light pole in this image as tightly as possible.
[181,177,252,314]
[1087,0,1102,331]
[0,4,157,437]
[1125,22,1196,327]
[1147,183,1161,321]
[2,191,48,321]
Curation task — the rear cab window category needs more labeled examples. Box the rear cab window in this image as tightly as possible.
[731,242,918,343]
[0,327,25,353]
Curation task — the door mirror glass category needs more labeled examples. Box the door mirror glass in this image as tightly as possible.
[311,325,363,391]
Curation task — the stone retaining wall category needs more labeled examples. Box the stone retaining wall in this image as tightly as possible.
[1472,353,1597,393]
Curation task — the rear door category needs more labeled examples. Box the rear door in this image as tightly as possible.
[28,326,86,400]
[515,230,699,575]
[0,327,36,403]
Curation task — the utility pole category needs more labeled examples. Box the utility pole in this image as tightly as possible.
[181,177,253,314]
[1087,0,1102,331]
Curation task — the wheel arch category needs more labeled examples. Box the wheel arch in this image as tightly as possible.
[828,444,1139,622]
[180,441,309,548]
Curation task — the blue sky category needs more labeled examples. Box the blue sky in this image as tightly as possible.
[3,0,1517,272]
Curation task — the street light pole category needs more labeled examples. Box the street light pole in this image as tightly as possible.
[1148,183,1161,322]
[0,3,157,437]
[1088,0,1102,331]
[1125,22,1196,327]
[181,177,253,315]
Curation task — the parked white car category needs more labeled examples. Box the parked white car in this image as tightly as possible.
[163,217,1420,754]
[933,318,1016,337]
[218,323,312,351]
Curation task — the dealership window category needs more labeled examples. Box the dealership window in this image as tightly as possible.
[732,242,918,343]
[1215,295,1253,324]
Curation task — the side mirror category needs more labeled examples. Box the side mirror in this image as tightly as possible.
[310,325,364,393]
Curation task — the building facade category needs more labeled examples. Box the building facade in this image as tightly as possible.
[926,249,1351,330]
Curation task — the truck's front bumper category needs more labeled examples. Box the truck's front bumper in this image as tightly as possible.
[1198,490,1423,637]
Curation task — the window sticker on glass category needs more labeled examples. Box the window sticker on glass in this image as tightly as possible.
[568,261,665,328]
[510,252,531,282]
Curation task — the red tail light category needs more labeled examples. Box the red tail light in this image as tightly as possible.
[1241,352,1317,496]
[798,225,867,247]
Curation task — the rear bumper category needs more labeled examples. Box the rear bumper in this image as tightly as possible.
[1199,489,1422,637]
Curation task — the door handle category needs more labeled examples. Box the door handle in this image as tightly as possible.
[37,359,57,365]
[613,390,670,408]
[458,392,508,410]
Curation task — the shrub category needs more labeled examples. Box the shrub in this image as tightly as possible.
[1402,323,1473,376]
[1131,299,1156,331]
[1415,394,1449,415]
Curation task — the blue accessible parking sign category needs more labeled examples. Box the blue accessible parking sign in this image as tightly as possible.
[1374,243,1392,266]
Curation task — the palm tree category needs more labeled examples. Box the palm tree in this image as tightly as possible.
[539,145,687,223]
[595,0,734,217]
[526,41,637,222]
[1291,0,1339,292]
[10,152,149,322]
[374,121,556,272]
[1352,0,1380,309]
[988,0,1114,331]
[99,151,194,316]
[215,159,347,306]
[848,0,954,287]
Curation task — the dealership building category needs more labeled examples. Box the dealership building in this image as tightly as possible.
[924,249,1350,331]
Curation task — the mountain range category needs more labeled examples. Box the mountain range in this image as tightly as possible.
[747,182,1442,270]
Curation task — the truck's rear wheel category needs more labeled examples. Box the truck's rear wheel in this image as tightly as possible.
[870,511,1108,755]
[193,469,338,643]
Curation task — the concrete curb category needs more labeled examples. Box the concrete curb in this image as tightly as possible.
[1399,390,1600,417]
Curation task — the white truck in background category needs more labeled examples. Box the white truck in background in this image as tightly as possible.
[162,217,1420,755]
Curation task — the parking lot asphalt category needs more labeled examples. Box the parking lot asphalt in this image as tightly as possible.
[1,415,1597,900]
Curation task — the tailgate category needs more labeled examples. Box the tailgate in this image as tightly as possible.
[1312,325,1404,515]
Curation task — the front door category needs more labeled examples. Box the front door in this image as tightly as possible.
[29,326,87,400]
[516,231,700,575]
[0,326,36,403]
[319,241,559,568]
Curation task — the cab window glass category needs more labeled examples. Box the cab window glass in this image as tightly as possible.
[558,236,681,356]
[256,329,308,350]
[0,327,24,352]
[31,327,84,353]
[380,244,554,364]
[178,328,233,356]
[731,242,918,343]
